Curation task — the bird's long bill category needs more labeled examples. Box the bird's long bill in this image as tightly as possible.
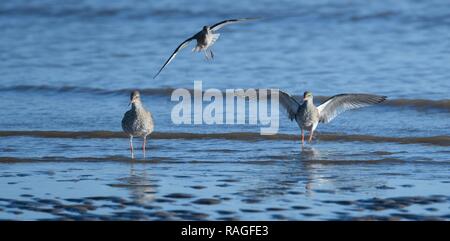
[128,98,137,106]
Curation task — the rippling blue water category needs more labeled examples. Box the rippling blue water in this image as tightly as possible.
[2,0,450,97]
[0,0,449,220]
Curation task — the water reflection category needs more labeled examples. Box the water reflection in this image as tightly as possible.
[234,149,321,200]
[117,163,157,204]
[299,146,325,196]
[300,146,323,161]
[299,145,389,196]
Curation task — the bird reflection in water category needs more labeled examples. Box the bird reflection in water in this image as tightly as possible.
[119,163,157,204]
[299,146,329,195]
[300,146,322,161]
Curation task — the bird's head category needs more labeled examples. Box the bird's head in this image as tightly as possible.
[202,26,209,31]
[303,91,313,101]
[129,90,141,106]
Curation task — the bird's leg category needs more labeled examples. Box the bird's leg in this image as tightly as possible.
[308,130,314,143]
[129,136,134,159]
[301,128,305,146]
[204,49,214,61]
[142,136,147,159]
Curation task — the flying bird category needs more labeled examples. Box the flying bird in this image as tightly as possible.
[153,18,258,78]
[122,90,154,159]
[279,91,387,145]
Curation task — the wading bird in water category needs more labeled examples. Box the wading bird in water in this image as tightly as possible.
[122,91,154,159]
[153,18,258,78]
[279,91,387,145]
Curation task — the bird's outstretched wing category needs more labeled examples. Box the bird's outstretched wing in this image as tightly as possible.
[279,91,302,121]
[153,36,195,79]
[317,94,387,123]
[210,18,258,32]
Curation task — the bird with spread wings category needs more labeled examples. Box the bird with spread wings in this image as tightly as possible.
[153,18,258,79]
[279,90,387,145]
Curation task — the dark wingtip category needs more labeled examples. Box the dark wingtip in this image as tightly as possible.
[153,71,161,79]
[279,90,292,98]
[377,95,388,104]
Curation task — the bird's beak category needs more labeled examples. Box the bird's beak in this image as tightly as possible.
[129,97,138,106]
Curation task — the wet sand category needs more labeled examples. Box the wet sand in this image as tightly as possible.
[0,139,449,220]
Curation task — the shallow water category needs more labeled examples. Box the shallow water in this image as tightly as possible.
[0,0,449,220]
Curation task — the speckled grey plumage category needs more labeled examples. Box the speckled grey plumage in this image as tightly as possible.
[122,103,154,138]
[296,98,320,132]
[122,90,154,159]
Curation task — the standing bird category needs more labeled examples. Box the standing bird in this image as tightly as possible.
[153,18,258,78]
[122,91,154,159]
[279,91,386,145]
